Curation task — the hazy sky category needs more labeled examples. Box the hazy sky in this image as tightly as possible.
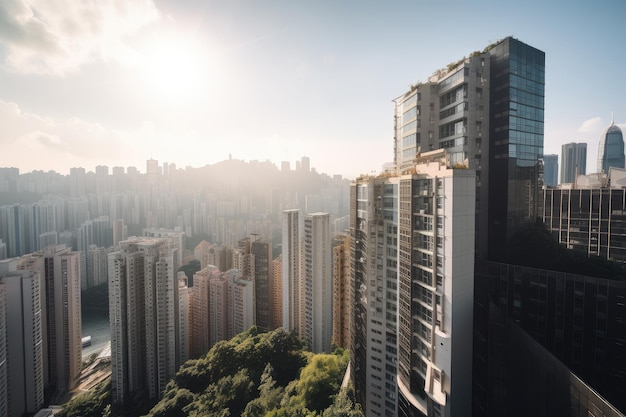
[1,0,625,178]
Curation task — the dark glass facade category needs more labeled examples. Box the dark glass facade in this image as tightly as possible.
[488,38,545,261]
[474,262,626,414]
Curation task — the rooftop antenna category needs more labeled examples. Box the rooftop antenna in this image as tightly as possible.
[611,112,615,126]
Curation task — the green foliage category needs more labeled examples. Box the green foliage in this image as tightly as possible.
[145,327,361,417]
[322,389,364,417]
[57,379,111,417]
[297,353,346,412]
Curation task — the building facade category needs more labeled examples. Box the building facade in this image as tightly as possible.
[332,234,351,350]
[351,175,400,417]
[108,236,182,405]
[396,158,475,417]
[543,185,626,262]
[0,260,44,417]
[302,212,332,353]
[543,154,558,187]
[282,209,301,332]
[561,143,587,184]
[17,245,82,396]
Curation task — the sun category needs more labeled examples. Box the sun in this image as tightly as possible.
[140,35,209,99]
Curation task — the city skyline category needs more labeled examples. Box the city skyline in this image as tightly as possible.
[0,0,625,178]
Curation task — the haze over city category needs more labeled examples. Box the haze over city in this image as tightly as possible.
[1,0,625,177]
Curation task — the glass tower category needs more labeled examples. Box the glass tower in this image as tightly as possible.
[597,119,624,174]
[487,38,545,261]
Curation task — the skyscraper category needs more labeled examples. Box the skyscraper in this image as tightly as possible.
[351,176,399,417]
[17,245,82,395]
[543,154,558,187]
[282,209,301,332]
[597,118,624,174]
[560,143,587,184]
[302,212,332,353]
[190,265,218,358]
[396,156,475,417]
[0,260,44,417]
[354,36,545,417]
[108,236,182,405]
[393,37,545,262]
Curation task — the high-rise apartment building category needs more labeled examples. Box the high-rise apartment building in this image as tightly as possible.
[332,234,351,350]
[190,265,218,358]
[237,234,273,331]
[351,154,475,417]
[177,273,190,366]
[302,212,332,353]
[0,260,44,417]
[597,118,624,174]
[108,236,182,405]
[543,154,558,187]
[282,209,301,331]
[271,255,283,330]
[561,142,587,184]
[351,176,400,417]
[208,270,228,346]
[397,156,475,417]
[17,245,82,395]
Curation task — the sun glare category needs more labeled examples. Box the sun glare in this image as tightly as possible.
[141,36,209,99]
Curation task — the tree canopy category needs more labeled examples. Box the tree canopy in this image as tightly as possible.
[144,327,362,417]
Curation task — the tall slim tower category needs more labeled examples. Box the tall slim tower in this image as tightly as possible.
[597,118,625,174]
[332,234,351,350]
[302,212,332,353]
[271,255,283,330]
[351,177,399,417]
[282,209,300,331]
[396,157,476,417]
[0,260,44,417]
[190,265,219,358]
[560,143,587,184]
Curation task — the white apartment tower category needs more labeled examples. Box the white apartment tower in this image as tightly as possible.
[282,209,301,331]
[351,176,400,417]
[302,212,332,353]
[0,259,44,417]
[397,155,475,417]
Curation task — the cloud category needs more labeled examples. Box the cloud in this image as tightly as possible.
[578,117,603,134]
[0,0,160,75]
[0,99,134,172]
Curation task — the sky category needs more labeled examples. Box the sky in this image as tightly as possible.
[0,0,625,179]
